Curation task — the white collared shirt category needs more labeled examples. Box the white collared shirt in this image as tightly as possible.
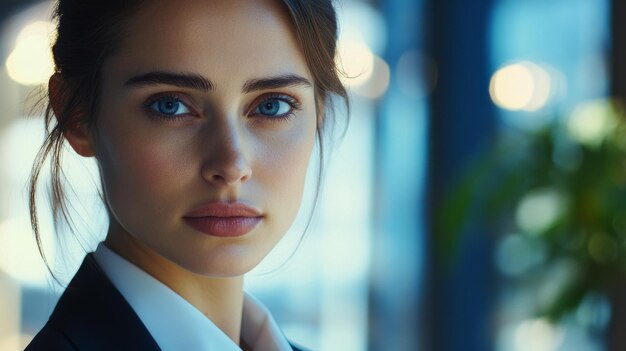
[93,242,293,351]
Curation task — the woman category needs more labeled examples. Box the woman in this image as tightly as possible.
[25,0,348,350]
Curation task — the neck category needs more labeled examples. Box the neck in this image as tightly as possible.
[104,229,245,344]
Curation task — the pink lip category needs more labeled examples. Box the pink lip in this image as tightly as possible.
[183,202,263,237]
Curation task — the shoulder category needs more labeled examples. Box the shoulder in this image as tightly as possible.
[25,254,160,351]
[26,325,77,351]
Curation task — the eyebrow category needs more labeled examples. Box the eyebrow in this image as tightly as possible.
[124,71,311,93]
[125,71,214,91]
[242,74,312,93]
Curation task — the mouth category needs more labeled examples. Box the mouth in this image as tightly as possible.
[183,202,263,237]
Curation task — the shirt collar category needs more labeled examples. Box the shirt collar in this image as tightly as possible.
[93,242,293,351]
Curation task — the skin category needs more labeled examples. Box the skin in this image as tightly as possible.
[53,0,317,344]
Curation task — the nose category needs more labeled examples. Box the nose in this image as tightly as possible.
[200,119,252,187]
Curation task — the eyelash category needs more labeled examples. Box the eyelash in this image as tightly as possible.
[143,93,194,122]
[249,93,302,121]
[142,93,303,122]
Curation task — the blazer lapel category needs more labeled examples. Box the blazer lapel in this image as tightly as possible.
[44,253,161,350]
[31,253,306,351]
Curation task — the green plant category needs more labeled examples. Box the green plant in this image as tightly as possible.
[437,98,626,320]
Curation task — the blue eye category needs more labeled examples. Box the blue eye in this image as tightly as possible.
[148,97,191,116]
[254,98,293,117]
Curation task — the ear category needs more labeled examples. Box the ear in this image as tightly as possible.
[48,73,96,157]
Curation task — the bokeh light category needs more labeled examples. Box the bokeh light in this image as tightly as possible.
[336,39,375,88]
[335,1,389,99]
[352,55,390,99]
[587,233,619,264]
[514,318,565,351]
[338,2,387,55]
[566,99,619,148]
[0,217,55,285]
[5,21,55,86]
[490,61,552,112]
[495,233,546,276]
[515,188,566,235]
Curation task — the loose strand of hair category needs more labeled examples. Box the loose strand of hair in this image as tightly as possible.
[29,121,65,285]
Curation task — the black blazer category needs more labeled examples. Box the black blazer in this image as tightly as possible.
[26,254,304,351]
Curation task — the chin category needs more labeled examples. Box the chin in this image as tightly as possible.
[172,247,268,278]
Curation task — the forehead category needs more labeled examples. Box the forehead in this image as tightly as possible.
[105,0,310,87]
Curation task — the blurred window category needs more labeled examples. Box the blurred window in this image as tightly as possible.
[488,1,611,351]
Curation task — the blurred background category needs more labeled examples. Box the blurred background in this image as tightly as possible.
[0,0,622,350]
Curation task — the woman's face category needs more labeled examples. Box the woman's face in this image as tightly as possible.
[91,0,317,276]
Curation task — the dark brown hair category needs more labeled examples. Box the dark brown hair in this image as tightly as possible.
[29,0,348,271]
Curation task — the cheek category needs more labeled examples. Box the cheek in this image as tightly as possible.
[95,120,194,214]
[255,119,317,210]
